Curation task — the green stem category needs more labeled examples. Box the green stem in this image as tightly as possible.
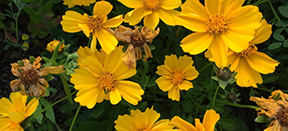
[59,74,73,104]
[268,0,281,22]
[198,62,212,72]
[69,106,81,131]
[15,11,20,41]
[216,100,260,109]
[246,0,252,5]
[212,86,220,108]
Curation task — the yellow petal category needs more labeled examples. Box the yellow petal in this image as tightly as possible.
[181,32,214,55]
[158,9,179,26]
[228,6,262,28]
[246,52,279,74]
[178,80,193,91]
[114,114,136,131]
[175,14,207,32]
[210,36,228,68]
[194,118,205,131]
[109,89,122,105]
[250,19,272,45]
[181,0,208,19]
[160,0,181,10]
[170,116,197,131]
[116,81,144,105]
[71,68,98,85]
[103,46,124,73]
[144,12,160,31]
[164,54,178,71]
[95,28,118,54]
[155,77,174,91]
[124,8,152,25]
[61,11,88,33]
[168,85,180,101]
[93,1,112,17]
[182,66,199,80]
[81,56,105,76]
[117,0,143,9]
[202,109,220,131]
[8,112,25,123]
[227,51,240,71]
[74,88,102,109]
[177,55,193,70]
[103,15,123,28]
[235,59,262,87]
[205,0,221,15]
[10,92,26,113]
[25,98,39,117]
[0,98,15,116]
[220,0,245,16]
[78,23,91,37]
[90,34,97,53]
[152,119,174,130]
[156,65,173,77]
[221,30,250,53]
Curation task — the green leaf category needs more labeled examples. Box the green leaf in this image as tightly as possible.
[255,115,270,123]
[263,76,279,84]
[90,106,104,118]
[40,98,56,123]
[273,29,285,41]
[4,44,10,50]
[268,42,282,50]
[32,104,43,124]
[279,6,288,18]
[283,39,288,48]
[276,21,288,27]
[0,21,7,29]
[45,74,54,81]
[219,118,235,131]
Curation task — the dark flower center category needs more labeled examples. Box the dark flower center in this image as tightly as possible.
[131,32,146,46]
[276,108,288,126]
[20,69,39,85]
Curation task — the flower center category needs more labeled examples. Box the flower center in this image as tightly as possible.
[276,108,288,126]
[98,72,116,93]
[236,45,257,58]
[206,14,228,35]
[171,70,184,84]
[143,0,161,11]
[131,32,146,46]
[20,69,39,85]
[88,16,103,32]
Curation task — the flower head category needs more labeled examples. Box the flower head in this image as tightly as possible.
[61,1,123,53]
[63,0,96,8]
[155,54,199,101]
[250,90,288,131]
[177,0,263,67]
[46,40,65,53]
[71,46,144,109]
[170,109,220,131]
[114,107,175,131]
[10,57,64,97]
[118,0,181,30]
[0,92,39,131]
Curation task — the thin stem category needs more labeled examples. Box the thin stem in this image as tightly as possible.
[268,0,281,22]
[15,10,20,41]
[69,106,81,131]
[198,62,212,72]
[216,100,260,109]
[212,86,220,108]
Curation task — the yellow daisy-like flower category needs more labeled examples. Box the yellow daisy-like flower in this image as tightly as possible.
[71,46,144,109]
[0,92,39,131]
[10,57,64,97]
[155,55,199,101]
[63,0,96,8]
[177,0,263,67]
[114,107,175,131]
[46,40,65,53]
[250,90,288,131]
[170,109,220,131]
[61,1,123,53]
[118,0,181,30]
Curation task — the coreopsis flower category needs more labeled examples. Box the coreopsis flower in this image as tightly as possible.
[0,92,39,131]
[110,25,160,68]
[170,109,220,131]
[118,0,181,30]
[46,40,65,53]
[21,34,29,40]
[114,107,175,131]
[155,55,199,101]
[61,1,123,53]
[177,0,263,67]
[205,20,279,87]
[63,0,96,8]
[71,46,144,109]
[10,57,64,97]
[250,90,288,131]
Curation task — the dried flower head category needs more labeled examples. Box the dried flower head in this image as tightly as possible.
[10,57,64,97]
[46,40,65,53]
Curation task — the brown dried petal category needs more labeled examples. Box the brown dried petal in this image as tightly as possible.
[33,56,42,69]
[11,63,20,76]
[39,65,65,76]
[122,44,136,68]
[142,43,153,61]
[10,79,21,91]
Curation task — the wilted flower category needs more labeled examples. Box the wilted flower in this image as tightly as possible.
[10,57,64,97]
[46,40,65,53]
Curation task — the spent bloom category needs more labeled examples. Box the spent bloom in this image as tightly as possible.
[156,55,199,101]
[0,92,39,131]
[170,109,220,131]
[46,40,65,53]
[250,90,288,131]
[114,107,175,131]
[61,1,123,53]
[63,0,96,8]
[71,46,144,109]
[118,0,181,30]
[110,25,160,68]
[177,0,263,67]
[10,57,64,97]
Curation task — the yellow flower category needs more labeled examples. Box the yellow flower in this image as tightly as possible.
[250,90,288,131]
[170,109,220,131]
[118,0,181,30]
[21,34,29,41]
[114,107,175,131]
[155,55,199,101]
[63,0,96,8]
[61,1,123,53]
[0,92,39,131]
[46,40,65,53]
[10,57,64,97]
[71,46,144,109]
[177,0,262,67]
